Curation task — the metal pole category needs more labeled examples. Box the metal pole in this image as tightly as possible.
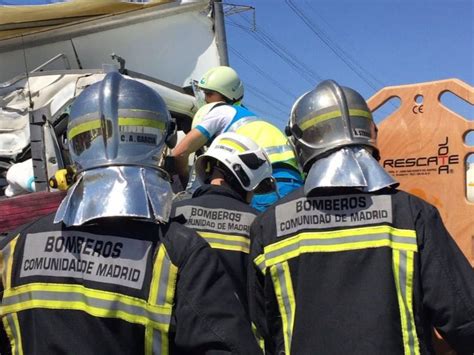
[213,0,229,66]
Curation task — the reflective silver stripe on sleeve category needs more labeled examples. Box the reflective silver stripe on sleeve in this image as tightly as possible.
[265,232,416,262]
[226,116,259,131]
[153,329,162,355]
[155,253,171,306]
[265,145,293,155]
[2,289,170,325]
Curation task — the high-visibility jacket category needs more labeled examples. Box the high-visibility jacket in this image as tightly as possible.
[171,184,257,312]
[226,118,303,212]
[248,187,474,355]
[0,213,261,355]
[226,117,299,171]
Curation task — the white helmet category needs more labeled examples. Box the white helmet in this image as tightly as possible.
[195,132,274,193]
[197,66,244,103]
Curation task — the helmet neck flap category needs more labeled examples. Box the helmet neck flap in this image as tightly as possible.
[54,166,173,226]
[304,146,398,195]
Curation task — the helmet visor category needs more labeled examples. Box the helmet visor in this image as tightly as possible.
[254,176,276,195]
[191,80,207,108]
[295,110,375,149]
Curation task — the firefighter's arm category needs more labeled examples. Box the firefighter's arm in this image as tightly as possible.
[171,227,261,354]
[248,217,283,355]
[0,240,11,355]
[248,219,268,337]
[417,201,474,354]
[171,129,207,187]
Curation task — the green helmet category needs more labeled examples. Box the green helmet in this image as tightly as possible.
[198,66,244,103]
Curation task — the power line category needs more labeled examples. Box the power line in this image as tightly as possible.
[245,83,289,113]
[229,45,298,99]
[227,18,320,86]
[237,13,324,83]
[286,0,382,91]
[303,0,386,89]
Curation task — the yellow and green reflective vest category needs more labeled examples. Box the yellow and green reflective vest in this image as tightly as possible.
[227,117,300,172]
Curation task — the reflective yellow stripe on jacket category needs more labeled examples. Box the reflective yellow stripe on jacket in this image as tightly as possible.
[147,244,178,355]
[0,238,177,355]
[198,231,250,254]
[254,225,420,355]
[0,235,23,355]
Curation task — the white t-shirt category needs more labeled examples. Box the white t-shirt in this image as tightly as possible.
[195,105,238,141]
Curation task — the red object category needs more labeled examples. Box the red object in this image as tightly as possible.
[0,191,66,233]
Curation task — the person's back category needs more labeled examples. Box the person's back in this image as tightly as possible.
[1,213,259,354]
[0,72,261,355]
[250,186,474,354]
[248,80,474,354]
[172,184,257,310]
[172,133,274,311]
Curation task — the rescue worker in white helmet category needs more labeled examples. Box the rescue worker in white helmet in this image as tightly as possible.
[248,80,474,354]
[0,72,262,355]
[226,118,303,212]
[171,132,274,313]
[171,66,257,188]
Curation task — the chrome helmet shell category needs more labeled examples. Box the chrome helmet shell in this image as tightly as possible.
[288,80,378,172]
[68,72,171,172]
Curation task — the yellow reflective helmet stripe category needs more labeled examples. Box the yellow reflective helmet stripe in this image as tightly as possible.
[198,232,250,254]
[68,117,166,140]
[270,261,295,355]
[217,138,247,152]
[393,250,420,355]
[300,109,372,131]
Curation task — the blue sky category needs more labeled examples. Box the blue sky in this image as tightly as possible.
[225,0,473,129]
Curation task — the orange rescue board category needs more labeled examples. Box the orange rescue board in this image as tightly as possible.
[367,79,474,266]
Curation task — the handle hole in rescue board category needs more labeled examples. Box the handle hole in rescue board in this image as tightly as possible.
[440,91,473,121]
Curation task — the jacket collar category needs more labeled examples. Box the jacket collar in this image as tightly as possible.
[192,184,246,203]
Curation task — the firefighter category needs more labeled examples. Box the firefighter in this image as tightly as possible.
[226,118,303,212]
[0,72,261,354]
[171,132,274,311]
[248,80,474,354]
[172,66,256,187]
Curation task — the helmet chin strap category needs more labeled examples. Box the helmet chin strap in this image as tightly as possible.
[304,146,399,195]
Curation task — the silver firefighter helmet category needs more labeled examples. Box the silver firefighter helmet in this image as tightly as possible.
[287,80,378,173]
[68,71,172,172]
[55,72,174,226]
